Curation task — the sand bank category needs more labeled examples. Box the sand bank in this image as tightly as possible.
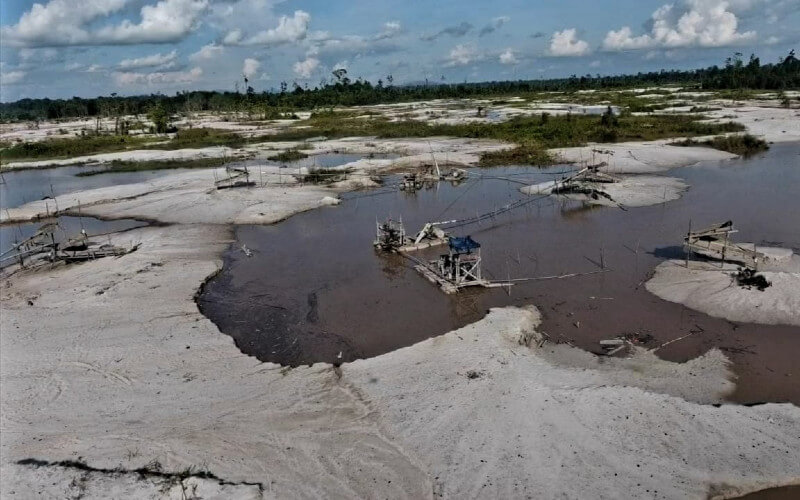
[2,223,798,498]
[646,256,800,327]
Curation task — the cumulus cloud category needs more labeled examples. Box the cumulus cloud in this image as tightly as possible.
[119,50,178,70]
[422,22,473,41]
[113,67,202,86]
[189,43,224,62]
[602,0,756,51]
[96,0,208,44]
[499,48,518,65]
[549,29,591,56]
[224,10,309,46]
[242,58,261,78]
[375,21,402,40]
[445,43,482,66]
[480,16,510,36]
[2,70,27,85]
[293,57,319,78]
[2,0,208,47]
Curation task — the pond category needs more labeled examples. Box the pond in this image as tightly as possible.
[198,144,800,404]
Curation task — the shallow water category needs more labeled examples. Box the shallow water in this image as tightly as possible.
[1,215,147,267]
[0,165,198,210]
[198,144,800,403]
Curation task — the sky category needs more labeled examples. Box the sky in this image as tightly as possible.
[1,0,798,101]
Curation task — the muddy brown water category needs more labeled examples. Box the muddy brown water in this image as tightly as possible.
[198,144,800,404]
[0,165,199,210]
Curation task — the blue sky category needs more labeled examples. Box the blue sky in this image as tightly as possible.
[1,0,798,101]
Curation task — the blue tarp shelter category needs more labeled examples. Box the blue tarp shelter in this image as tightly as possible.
[448,236,480,254]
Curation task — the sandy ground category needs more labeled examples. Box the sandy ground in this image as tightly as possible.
[0,137,509,226]
[0,167,366,225]
[2,223,799,499]
[1,146,247,171]
[551,140,737,174]
[3,94,800,498]
[703,105,800,143]
[521,174,688,208]
[646,255,800,327]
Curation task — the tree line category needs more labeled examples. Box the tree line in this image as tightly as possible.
[1,51,797,122]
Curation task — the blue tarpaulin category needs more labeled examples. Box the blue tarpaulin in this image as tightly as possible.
[448,236,480,253]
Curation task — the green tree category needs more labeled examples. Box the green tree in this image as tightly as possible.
[148,104,169,133]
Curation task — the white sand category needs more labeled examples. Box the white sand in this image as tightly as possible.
[521,174,688,208]
[3,93,800,498]
[1,146,246,171]
[2,224,798,498]
[646,257,800,327]
[551,140,736,174]
[703,106,800,143]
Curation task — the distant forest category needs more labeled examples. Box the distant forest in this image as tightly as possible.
[2,51,798,122]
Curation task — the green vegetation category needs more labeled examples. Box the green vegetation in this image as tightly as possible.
[267,148,309,162]
[158,128,245,149]
[147,104,170,133]
[259,110,744,166]
[689,106,721,113]
[2,51,797,122]
[0,128,246,162]
[0,134,151,162]
[302,167,353,184]
[74,157,229,176]
[673,134,769,156]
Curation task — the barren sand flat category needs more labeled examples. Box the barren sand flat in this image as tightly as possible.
[646,258,800,327]
[0,56,800,500]
[2,223,798,498]
[1,146,245,170]
[551,140,737,174]
[521,174,688,207]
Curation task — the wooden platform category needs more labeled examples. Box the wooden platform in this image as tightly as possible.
[413,264,499,294]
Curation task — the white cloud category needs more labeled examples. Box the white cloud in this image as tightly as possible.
[293,57,319,78]
[189,43,224,62]
[96,0,209,44]
[86,64,104,73]
[113,67,202,86]
[2,70,27,85]
[549,29,591,56]
[375,21,402,40]
[499,49,518,65]
[242,58,261,78]
[223,30,243,44]
[602,0,756,51]
[446,43,481,66]
[1,0,126,47]
[1,0,207,47]
[119,50,178,70]
[225,10,310,46]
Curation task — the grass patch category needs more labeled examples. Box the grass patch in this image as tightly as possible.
[267,148,309,162]
[0,134,152,162]
[689,106,721,113]
[159,128,245,149]
[673,134,769,156]
[258,111,745,166]
[0,128,248,162]
[479,144,554,166]
[302,167,353,184]
[75,157,228,176]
